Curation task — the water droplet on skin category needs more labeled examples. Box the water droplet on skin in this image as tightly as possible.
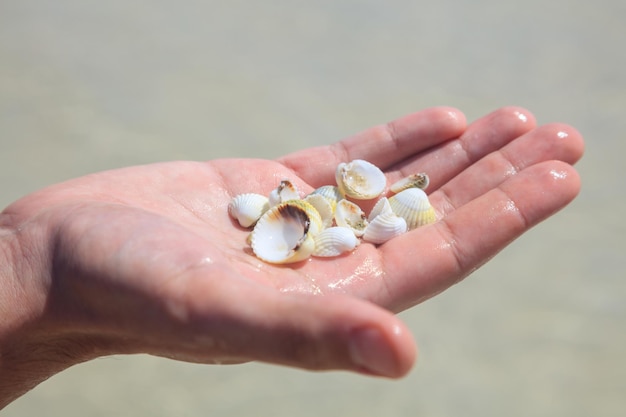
[550,169,568,180]
[514,111,528,123]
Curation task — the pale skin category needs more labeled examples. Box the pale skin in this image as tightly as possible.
[0,107,583,408]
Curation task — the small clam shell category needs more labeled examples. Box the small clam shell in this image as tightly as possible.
[309,185,342,213]
[368,197,393,221]
[313,227,360,257]
[363,210,407,244]
[228,193,270,228]
[269,179,300,206]
[334,199,369,237]
[250,200,323,264]
[335,159,386,200]
[390,173,430,193]
[304,193,334,228]
[388,187,436,230]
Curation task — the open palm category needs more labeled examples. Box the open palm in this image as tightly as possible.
[1,107,583,400]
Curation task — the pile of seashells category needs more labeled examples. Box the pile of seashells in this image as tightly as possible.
[228,159,436,264]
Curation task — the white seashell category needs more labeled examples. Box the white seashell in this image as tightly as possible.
[313,227,360,257]
[228,193,270,228]
[309,185,342,213]
[304,193,334,228]
[368,197,394,222]
[390,173,430,193]
[269,179,301,206]
[250,200,323,264]
[335,159,386,200]
[334,199,369,237]
[363,210,407,244]
[388,187,436,230]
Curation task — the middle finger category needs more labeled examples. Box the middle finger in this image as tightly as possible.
[386,106,537,190]
[431,123,584,216]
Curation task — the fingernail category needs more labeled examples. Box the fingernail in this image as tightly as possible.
[349,327,397,377]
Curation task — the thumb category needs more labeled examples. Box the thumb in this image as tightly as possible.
[219,286,418,378]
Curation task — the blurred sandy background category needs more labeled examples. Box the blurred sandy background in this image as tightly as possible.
[1,1,624,416]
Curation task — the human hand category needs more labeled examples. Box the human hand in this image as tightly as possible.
[0,107,583,407]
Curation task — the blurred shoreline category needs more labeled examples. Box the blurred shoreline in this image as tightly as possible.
[2,1,624,416]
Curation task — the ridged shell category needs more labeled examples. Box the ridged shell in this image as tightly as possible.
[309,185,341,213]
[388,187,436,230]
[250,200,323,264]
[304,194,334,228]
[228,193,270,228]
[368,197,393,222]
[335,159,386,200]
[390,173,430,193]
[269,179,300,206]
[313,227,360,257]
[363,210,407,244]
[334,199,369,237]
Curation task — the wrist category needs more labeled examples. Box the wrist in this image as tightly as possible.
[0,221,47,408]
[0,217,84,409]
[0,223,31,342]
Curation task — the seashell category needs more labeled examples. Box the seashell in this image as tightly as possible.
[250,200,323,264]
[309,185,342,213]
[335,159,386,200]
[269,179,300,206]
[228,193,270,228]
[334,199,369,237]
[390,173,430,193]
[313,227,360,257]
[363,209,407,244]
[368,197,394,222]
[304,193,334,228]
[388,187,436,230]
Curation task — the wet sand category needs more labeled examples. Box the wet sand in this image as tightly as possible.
[2,1,625,416]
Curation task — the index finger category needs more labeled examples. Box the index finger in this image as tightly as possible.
[277,107,467,187]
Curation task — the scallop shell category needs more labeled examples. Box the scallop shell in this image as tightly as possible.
[387,187,436,230]
[250,200,323,264]
[390,173,430,193]
[335,159,386,200]
[363,210,407,244]
[334,199,369,237]
[228,193,270,228]
[269,179,300,206]
[304,193,334,228]
[313,227,360,257]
